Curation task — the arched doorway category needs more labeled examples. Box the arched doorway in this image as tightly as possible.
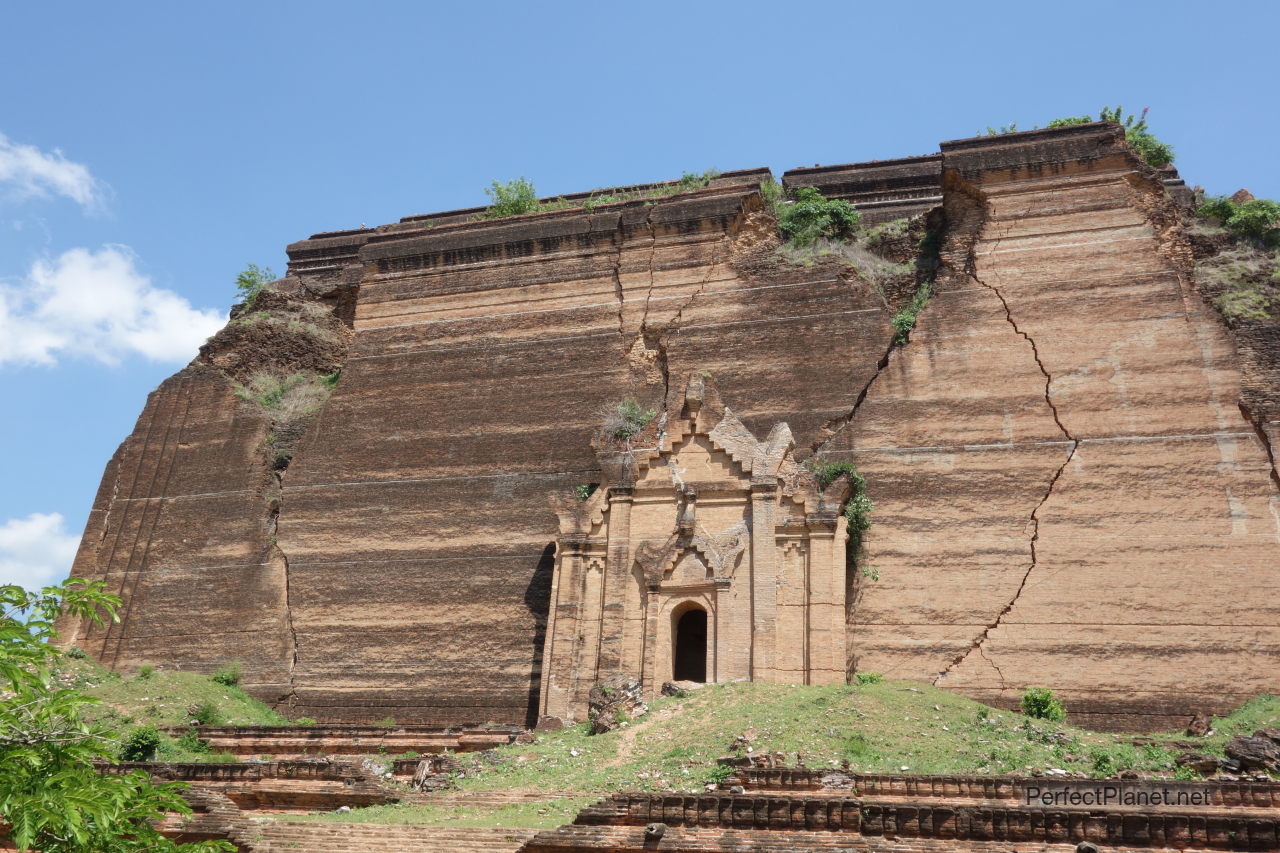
[672,607,707,682]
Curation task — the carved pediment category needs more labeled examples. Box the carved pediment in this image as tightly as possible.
[555,374,853,545]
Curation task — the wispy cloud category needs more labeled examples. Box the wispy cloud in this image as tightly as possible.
[0,512,80,592]
[0,132,105,212]
[0,245,225,367]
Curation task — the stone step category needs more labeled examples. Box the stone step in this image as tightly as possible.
[408,791,591,808]
[728,768,1280,809]
[177,724,518,756]
[247,821,537,852]
[520,824,1187,852]
[572,792,1280,849]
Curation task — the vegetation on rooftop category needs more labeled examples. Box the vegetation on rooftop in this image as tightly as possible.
[982,105,1174,168]
[478,170,720,220]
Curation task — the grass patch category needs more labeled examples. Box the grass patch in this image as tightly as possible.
[890,280,934,343]
[277,685,1280,828]
[442,682,1189,792]
[234,371,335,418]
[1195,245,1280,322]
[54,654,287,761]
[775,237,913,285]
[479,171,720,219]
[228,302,345,345]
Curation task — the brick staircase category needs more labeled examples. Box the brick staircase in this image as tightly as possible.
[107,759,403,812]
[245,821,539,852]
[516,769,1280,851]
[173,723,520,757]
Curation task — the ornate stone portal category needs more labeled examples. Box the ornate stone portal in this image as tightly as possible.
[538,375,852,721]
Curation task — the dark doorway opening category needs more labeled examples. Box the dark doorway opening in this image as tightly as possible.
[673,608,707,682]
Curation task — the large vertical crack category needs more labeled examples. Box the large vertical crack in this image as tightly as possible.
[639,206,659,330]
[639,209,726,409]
[1240,402,1280,492]
[267,471,300,709]
[934,217,1080,688]
[811,333,898,457]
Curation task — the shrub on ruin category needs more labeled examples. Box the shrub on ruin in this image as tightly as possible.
[603,397,656,441]
[481,176,540,218]
[191,700,224,726]
[891,280,934,344]
[1046,115,1092,128]
[982,122,1019,136]
[1020,687,1067,722]
[1224,199,1280,247]
[137,663,154,679]
[652,169,718,196]
[806,456,875,568]
[210,661,241,687]
[176,728,212,754]
[1098,105,1174,168]
[992,106,1175,168]
[843,469,874,551]
[234,263,276,305]
[1197,195,1239,224]
[807,458,856,489]
[855,671,884,685]
[1090,743,1139,776]
[777,186,861,247]
[119,726,162,761]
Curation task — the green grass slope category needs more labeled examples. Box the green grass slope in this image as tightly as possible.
[289,681,1278,828]
[56,654,287,760]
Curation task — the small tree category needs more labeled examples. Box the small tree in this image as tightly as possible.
[777,186,861,247]
[481,177,540,218]
[0,580,233,852]
[210,661,241,687]
[234,263,276,305]
[1038,106,1174,168]
[118,726,161,762]
[1020,686,1067,722]
[1098,105,1174,168]
[603,397,656,441]
[1198,196,1280,247]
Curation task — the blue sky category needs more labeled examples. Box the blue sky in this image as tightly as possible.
[1,0,1277,590]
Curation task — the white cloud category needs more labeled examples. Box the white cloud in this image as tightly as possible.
[0,245,226,367]
[0,513,80,592]
[0,132,104,211]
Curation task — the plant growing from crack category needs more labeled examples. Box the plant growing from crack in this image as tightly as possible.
[805,458,876,570]
[890,280,934,344]
[604,397,656,441]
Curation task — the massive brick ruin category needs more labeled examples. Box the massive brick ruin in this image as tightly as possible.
[59,123,1280,731]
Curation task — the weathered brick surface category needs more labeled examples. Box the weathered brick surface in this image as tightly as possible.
[169,723,518,755]
[525,789,1280,851]
[731,768,1280,809]
[62,124,1279,728]
[827,124,1280,730]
